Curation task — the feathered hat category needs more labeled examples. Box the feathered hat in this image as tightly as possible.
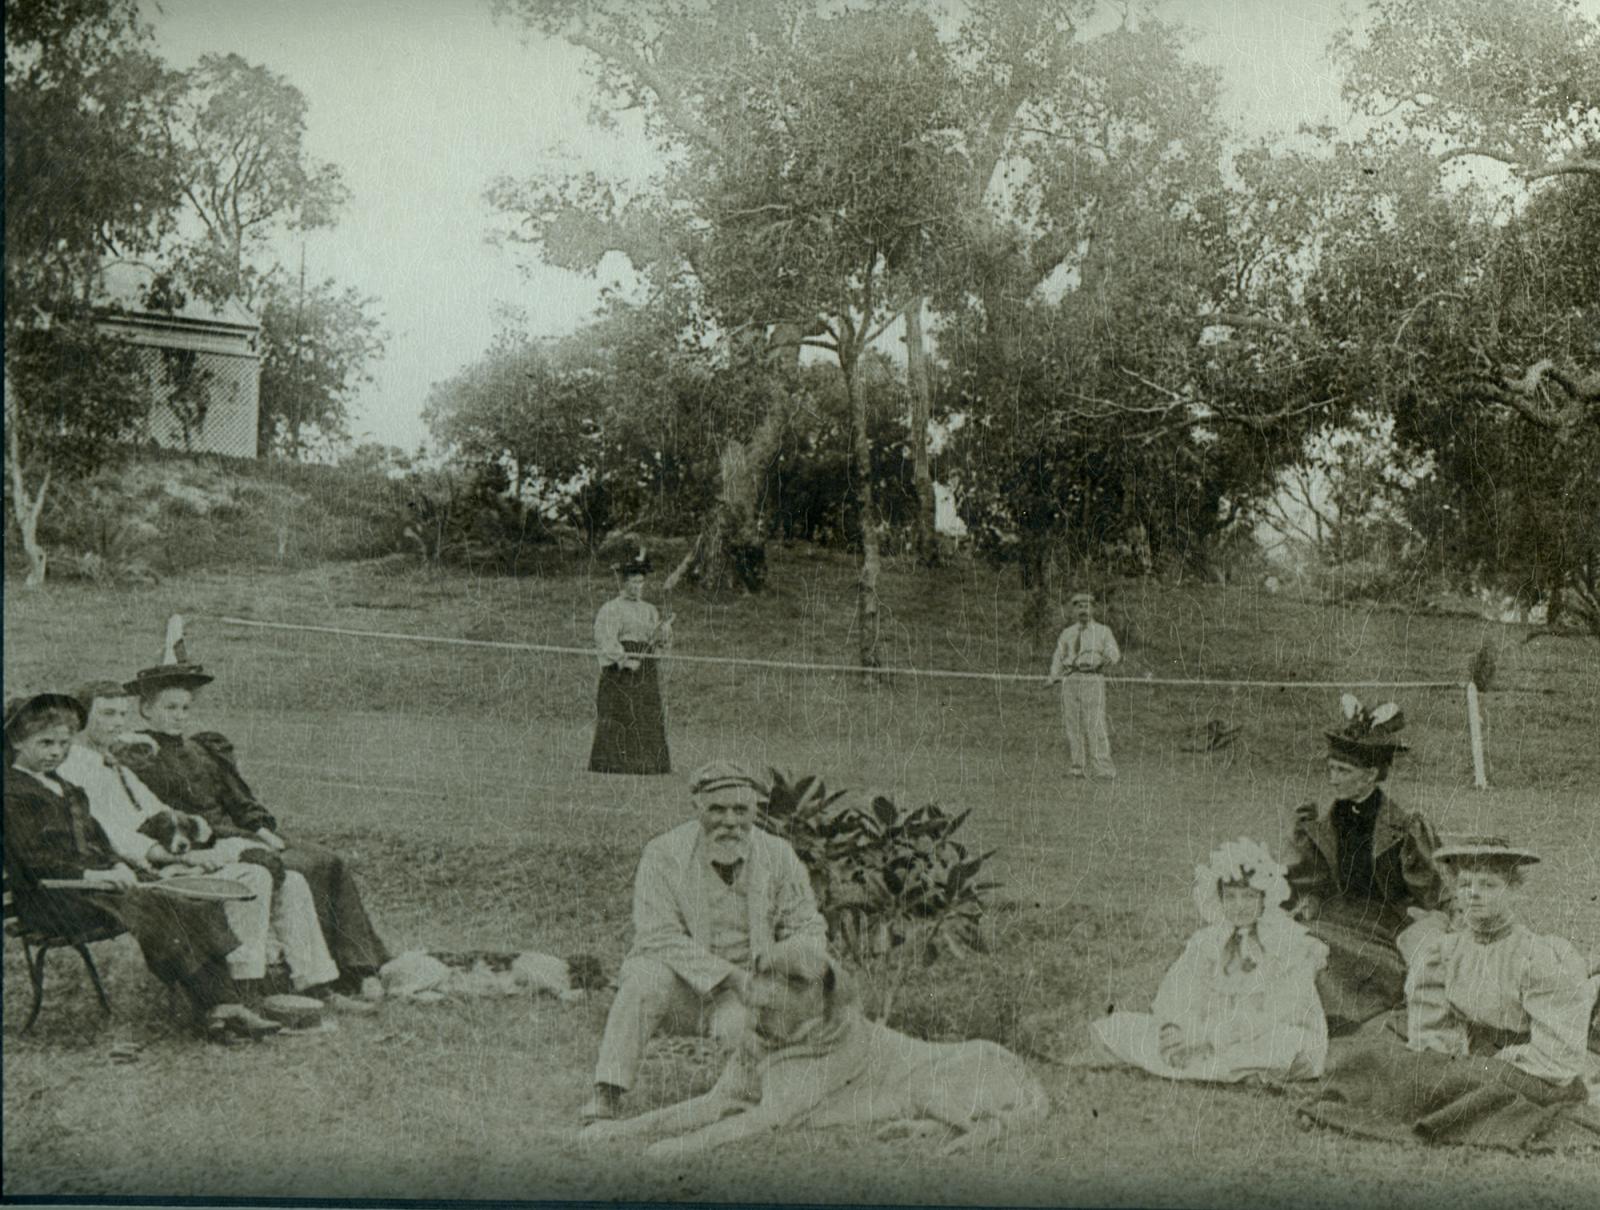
[1324,693,1408,767]
[613,546,652,577]
[124,615,214,696]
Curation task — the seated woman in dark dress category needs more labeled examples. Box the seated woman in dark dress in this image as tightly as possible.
[119,661,390,989]
[4,693,279,1039]
[1283,696,1451,1035]
[1300,836,1600,1150]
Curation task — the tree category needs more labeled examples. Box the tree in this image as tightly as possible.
[4,0,181,585]
[1306,0,1600,629]
[158,52,382,456]
[159,53,349,303]
[944,13,1338,609]
[426,293,761,551]
[257,272,386,456]
[491,1,968,667]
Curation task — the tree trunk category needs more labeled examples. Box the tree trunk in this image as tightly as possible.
[846,350,883,670]
[667,325,801,594]
[4,381,51,588]
[903,298,939,567]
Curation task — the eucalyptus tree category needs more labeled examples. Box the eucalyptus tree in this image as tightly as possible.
[944,11,1341,602]
[492,0,969,667]
[1307,0,1600,628]
[4,0,182,585]
[158,53,383,455]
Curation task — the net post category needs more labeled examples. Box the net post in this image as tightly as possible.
[1465,681,1488,790]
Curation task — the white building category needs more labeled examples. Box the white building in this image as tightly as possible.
[96,262,261,459]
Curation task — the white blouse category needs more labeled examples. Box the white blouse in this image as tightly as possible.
[1405,923,1591,1084]
[593,596,670,668]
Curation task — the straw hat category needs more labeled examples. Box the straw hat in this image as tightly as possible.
[1432,835,1540,867]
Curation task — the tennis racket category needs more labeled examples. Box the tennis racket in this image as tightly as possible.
[41,876,258,902]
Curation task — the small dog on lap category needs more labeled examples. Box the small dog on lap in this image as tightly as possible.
[136,812,285,885]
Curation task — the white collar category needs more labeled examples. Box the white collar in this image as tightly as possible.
[12,763,65,794]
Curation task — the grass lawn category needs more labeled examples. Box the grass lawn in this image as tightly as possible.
[5,549,1599,1206]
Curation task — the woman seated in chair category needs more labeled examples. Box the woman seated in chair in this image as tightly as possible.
[1300,836,1600,1150]
[4,693,279,1039]
[119,660,389,990]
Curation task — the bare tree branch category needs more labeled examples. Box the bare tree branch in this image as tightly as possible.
[567,31,729,157]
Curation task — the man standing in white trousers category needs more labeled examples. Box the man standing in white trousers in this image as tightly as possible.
[1047,591,1122,779]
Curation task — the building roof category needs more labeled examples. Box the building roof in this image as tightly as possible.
[95,260,257,331]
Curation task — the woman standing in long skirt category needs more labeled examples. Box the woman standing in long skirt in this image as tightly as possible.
[588,549,672,774]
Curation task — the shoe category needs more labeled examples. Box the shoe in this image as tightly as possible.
[1069,769,1086,779]
[208,1004,283,1040]
[580,1083,623,1122]
[320,991,379,1015]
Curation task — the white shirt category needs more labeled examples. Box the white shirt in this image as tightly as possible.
[58,743,172,865]
[1050,620,1121,678]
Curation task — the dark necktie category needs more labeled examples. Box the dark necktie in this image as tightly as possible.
[712,860,742,887]
[106,757,142,812]
[1223,927,1259,974]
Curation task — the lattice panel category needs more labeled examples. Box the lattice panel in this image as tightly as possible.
[134,346,260,459]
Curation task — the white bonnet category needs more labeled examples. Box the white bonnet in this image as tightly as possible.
[1192,837,1290,924]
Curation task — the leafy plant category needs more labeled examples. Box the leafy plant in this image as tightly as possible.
[757,769,998,1022]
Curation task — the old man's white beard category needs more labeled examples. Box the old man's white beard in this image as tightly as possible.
[706,832,749,866]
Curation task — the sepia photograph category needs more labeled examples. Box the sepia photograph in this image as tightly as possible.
[4,0,1598,1206]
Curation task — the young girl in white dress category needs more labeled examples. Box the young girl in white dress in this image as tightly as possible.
[1092,838,1330,1083]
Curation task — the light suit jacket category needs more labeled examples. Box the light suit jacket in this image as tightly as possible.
[628,820,826,995]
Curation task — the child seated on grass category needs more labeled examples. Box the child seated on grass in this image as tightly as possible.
[1091,838,1330,1083]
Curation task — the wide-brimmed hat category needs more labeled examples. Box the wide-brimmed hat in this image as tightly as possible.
[613,546,653,577]
[1324,693,1409,767]
[125,663,214,696]
[125,615,213,696]
[1433,835,1540,867]
[3,692,88,738]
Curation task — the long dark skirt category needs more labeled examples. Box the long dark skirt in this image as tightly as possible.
[1304,903,1411,1034]
[23,886,241,1009]
[1299,1012,1595,1150]
[589,642,671,775]
[278,841,390,979]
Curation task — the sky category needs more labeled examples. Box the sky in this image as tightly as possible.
[143,0,1360,452]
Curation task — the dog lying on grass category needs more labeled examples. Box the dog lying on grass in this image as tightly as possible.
[582,940,1048,1157]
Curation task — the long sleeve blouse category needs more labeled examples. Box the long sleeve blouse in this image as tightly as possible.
[4,766,124,883]
[1405,923,1591,1085]
[122,730,274,835]
[594,597,669,668]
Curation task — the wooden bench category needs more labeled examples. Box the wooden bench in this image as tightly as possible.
[2,864,126,1033]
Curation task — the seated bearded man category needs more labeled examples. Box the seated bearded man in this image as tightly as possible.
[118,661,390,992]
[60,681,340,998]
[581,760,827,1123]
